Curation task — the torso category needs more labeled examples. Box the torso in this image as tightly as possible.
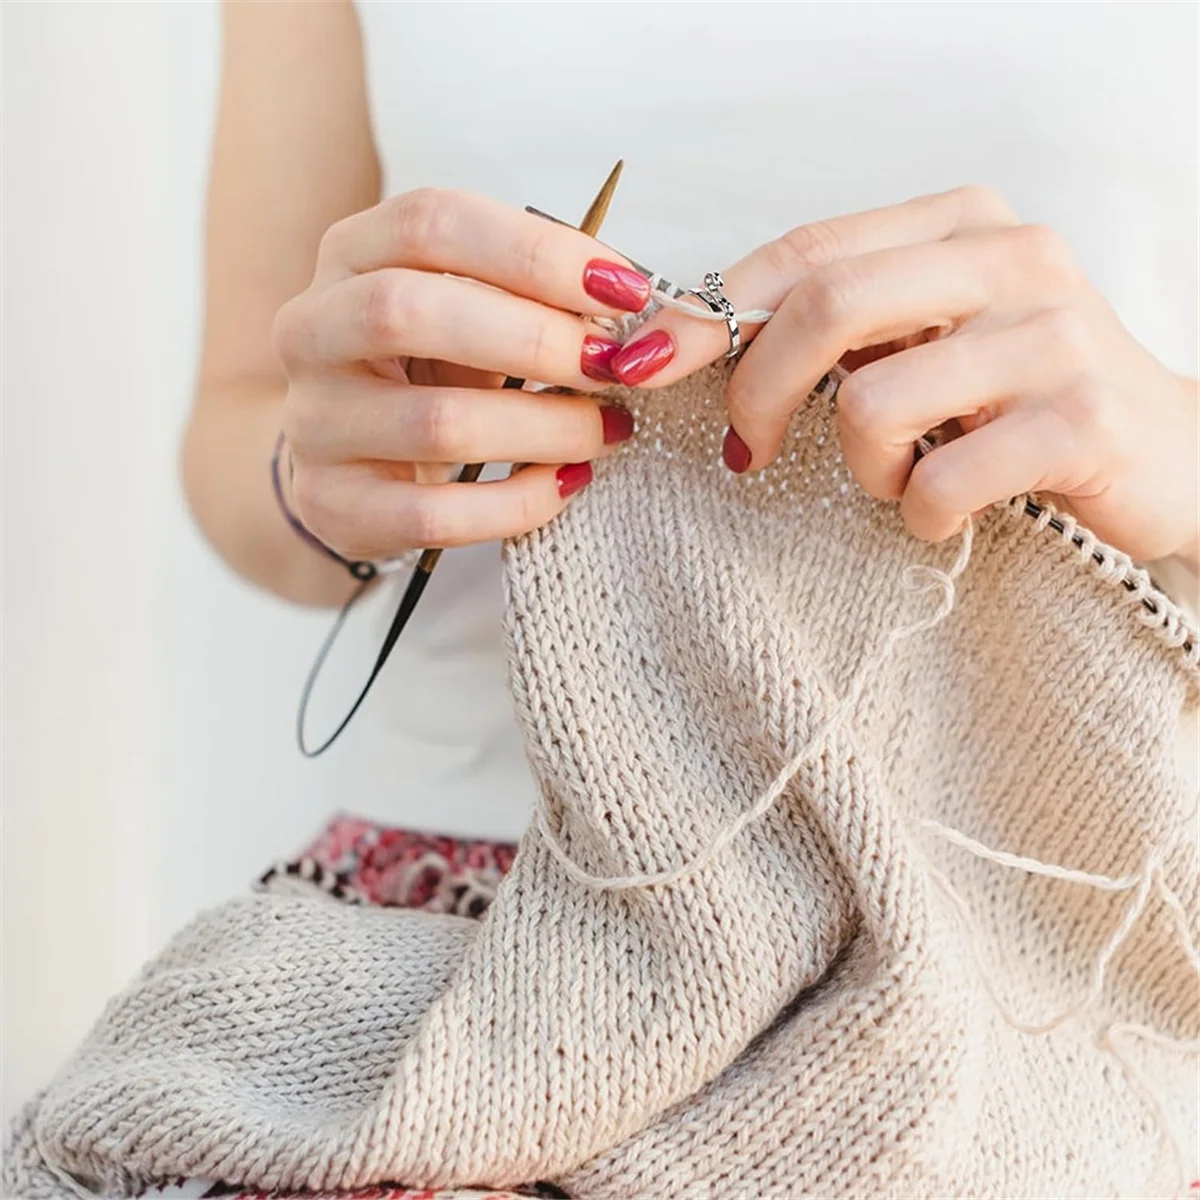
[351,1,1198,837]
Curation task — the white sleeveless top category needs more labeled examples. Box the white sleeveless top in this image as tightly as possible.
[350,2,1198,839]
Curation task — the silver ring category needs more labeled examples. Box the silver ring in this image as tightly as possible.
[687,270,741,360]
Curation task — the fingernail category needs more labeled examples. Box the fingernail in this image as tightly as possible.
[556,461,593,498]
[722,426,752,473]
[582,259,652,313]
[581,335,622,383]
[612,330,675,386]
[600,405,635,445]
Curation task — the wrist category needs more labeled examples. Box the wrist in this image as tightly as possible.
[271,433,378,583]
[1170,375,1200,571]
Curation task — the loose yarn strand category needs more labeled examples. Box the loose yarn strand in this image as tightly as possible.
[915,817,1144,892]
[926,848,1162,1038]
[1157,871,1200,983]
[920,828,1199,1039]
[924,829,1200,1196]
[535,520,975,892]
[1102,1021,1191,1200]
[650,287,776,326]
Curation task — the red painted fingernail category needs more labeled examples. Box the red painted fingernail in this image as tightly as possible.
[582,259,651,313]
[722,426,752,473]
[600,405,635,444]
[581,335,622,382]
[556,461,593,498]
[612,329,675,386]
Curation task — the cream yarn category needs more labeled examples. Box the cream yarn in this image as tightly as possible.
[6,364,1198,1200]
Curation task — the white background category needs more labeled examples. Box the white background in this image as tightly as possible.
[1,2,368,1124]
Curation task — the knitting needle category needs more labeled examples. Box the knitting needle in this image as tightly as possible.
[408,160,623,584]
[298,163,627,757]
[373,164,625,636]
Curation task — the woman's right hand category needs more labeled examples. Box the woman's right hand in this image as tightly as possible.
[270,189,650,562]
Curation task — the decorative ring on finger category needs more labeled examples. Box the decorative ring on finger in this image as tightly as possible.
[686,271,741,360]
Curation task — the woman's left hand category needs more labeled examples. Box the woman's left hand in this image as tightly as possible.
[610,185,1199,567]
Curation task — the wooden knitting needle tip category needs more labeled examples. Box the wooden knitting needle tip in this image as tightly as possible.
[418,163,626,574]
[579,159,624,238]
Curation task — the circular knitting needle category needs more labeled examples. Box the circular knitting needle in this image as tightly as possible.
[297,162,626,756]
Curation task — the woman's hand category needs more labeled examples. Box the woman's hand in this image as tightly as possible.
[612,186,1199,567]
[271,189,650,561]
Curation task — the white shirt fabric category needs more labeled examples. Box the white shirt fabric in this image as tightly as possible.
[350,1,1198,839]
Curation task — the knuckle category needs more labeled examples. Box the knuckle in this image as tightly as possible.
[836,369,888,442]
[519,316,561,379]
[950,183,1018,226]
[907,453,960,517]
[401,491,458,549]
[1031,305,1093,366]
[271,295,313,370]
[410,393,470,461]
[510,221,554,293]
[1013,224,1083,288]
[765,219,843,275]
[361,274,411,346]
[391,187,455,256]
[1056,375,1114,440]
[279,390,318,451]
[804,262,857,327]
[315,216,351,269]
[288,465,334,538]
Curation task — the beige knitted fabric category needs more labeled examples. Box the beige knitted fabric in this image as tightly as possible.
[6,365,1199,1200]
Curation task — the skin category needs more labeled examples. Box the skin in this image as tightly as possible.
[620,188,1200,568]
[186,0,639,606]
[185,0,379,606]
[186,2,1198,612]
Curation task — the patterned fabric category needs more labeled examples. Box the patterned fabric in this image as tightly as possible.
[257,816,518,918]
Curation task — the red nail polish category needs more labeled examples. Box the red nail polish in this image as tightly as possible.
[581,335,622,382]
[600,405,635,445]
[582,259,652,313]
[556,461,593,498]
[612,330,675,386]
[723,426,752,473]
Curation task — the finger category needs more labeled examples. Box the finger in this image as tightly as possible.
[318,188,651,317]
[726,228,1082,468]
[900,406,1074,542]
[293,460,596,558]
[837,311,1084,501]
[609,184,1020,389]
[278,268,623,390]
[288,381,635,466]
[395,358,502,391]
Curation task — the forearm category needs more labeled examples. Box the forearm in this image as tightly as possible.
[182,376,358,608]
